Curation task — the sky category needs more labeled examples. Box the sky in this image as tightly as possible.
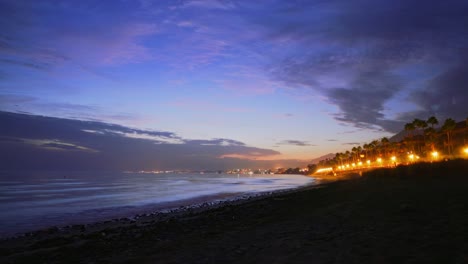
[0,0,467,170]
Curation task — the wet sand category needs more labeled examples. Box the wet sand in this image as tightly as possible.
[1,159,467,263]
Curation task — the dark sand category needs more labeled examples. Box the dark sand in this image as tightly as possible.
[1,160,468,263]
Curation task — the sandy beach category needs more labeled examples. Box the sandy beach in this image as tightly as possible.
[1,159,467,263]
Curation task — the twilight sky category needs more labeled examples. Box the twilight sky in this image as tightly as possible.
[1,0,467,170]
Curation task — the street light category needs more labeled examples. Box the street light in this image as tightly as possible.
[431,151,439,159]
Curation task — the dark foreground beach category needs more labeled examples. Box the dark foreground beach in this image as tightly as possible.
[1,160,468,263]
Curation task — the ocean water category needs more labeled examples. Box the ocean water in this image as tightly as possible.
[0,171,314,237]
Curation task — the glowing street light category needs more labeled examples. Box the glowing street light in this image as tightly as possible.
[377,158,382,164]
[463,147,468,155]
[366,160,371,165]
[431,151,439,159]
[391,156,396,162]
[408,154,414,160]
[358,161,363,166]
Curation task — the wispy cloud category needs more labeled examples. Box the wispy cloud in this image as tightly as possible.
[1,137,98,153]
[181,0,236,10]
[342,142,361,146]
[278,140,316,147]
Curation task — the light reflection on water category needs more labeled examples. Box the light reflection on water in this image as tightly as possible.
[0,172,314,237]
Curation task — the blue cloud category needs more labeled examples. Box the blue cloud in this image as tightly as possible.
[0,111,292,171]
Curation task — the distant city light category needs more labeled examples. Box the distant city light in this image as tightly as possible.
[366,160,371,165]
[409,154,414,160]
[431,151,439,158]
[463,147,468,155]
[377,158,382,163]
[391,156,396,161]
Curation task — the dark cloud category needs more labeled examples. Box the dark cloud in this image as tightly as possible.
[278,140,316,147]
[0,111,286,171]
[326,139,337,142]
[0,58,49,70]
[410,61,468,121]
[342,142,360,146]
[258,0,468,132]
[327,70,404,132]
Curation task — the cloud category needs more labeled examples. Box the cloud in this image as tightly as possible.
[23,139,98,152]
[0,1,159,70]
[342,142,361,146]
[189,138,246,146]
[278,140,316,147]
[0,111,286,171]
[409,59,468,121]
[0,58,49,70]
[326,70,405,132]
[254,0,468,132]
[181,0,236,10]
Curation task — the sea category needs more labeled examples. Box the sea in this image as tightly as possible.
[0,171,314,237]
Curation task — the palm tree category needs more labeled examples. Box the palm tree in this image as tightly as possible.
[351,147,359,162]
[381,137,389,158]
[356,146,362,160]
[424,127,437,152]
[335,152,344,167]
[404,122,416,152]
[442,118,457,156]
[427,116,438,128]
[371,140,380,159]
[426,116,439,152]
[412,119,428,154]
[363,143,370,159]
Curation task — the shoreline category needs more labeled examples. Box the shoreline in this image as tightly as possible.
[2,160,466,263]
[0,174,335,240]
[0,173,317,239]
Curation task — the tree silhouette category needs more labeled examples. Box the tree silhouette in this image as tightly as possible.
[442,118,456,156]
[427,116,438,128]
[412,119,427,154]
[404,122,415,152]
[424,116,439,153]
[381,137,389,158]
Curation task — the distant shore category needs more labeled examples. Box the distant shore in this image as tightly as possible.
[1,159,467,263]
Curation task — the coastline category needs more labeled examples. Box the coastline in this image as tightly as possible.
[0,173,315,238]
[1,160,467,263]
[0,175,323,240]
